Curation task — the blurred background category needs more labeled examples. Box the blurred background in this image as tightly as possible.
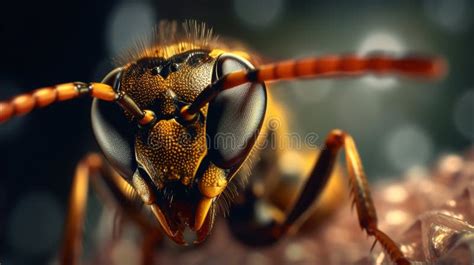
[0,0,472,264]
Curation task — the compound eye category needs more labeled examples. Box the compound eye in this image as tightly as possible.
[91,67,137,178]
[206,54,267,169]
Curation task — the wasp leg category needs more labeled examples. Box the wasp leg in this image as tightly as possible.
[59,154,102,265]
[228,130,409,265]
[59,153,162,265]
[283,130,409,265]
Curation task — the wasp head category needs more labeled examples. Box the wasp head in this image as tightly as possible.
[91,49,267,245]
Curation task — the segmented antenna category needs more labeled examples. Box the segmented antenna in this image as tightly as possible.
[180,54,446,121]
[0,82,155,125]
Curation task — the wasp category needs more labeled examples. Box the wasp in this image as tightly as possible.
[0,21,445,265]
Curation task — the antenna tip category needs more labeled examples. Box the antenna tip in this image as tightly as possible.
[430,57,448,80]
[395,56,448,80]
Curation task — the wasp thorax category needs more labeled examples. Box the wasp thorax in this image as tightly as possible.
[92,48,269,244]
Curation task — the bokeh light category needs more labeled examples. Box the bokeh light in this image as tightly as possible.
[437,154,464,177]
[384,124,434,172]
[233,0,284,29]
[357,32,405,90]
[453,90,474,140]
[255,201,274,225]
[106,1,157,57]
[383,184,408,204]
[6,191,63,256]
[384,209,409,226]
[285,242,306,263]
[245,251,270,265]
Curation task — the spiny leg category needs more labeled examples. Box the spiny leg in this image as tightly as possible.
[59,154,102,265]
[282,130,409,265]
[59,154,162,265]
[229,130,409,264]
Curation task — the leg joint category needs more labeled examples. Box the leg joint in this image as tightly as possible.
[325,129,346,149]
